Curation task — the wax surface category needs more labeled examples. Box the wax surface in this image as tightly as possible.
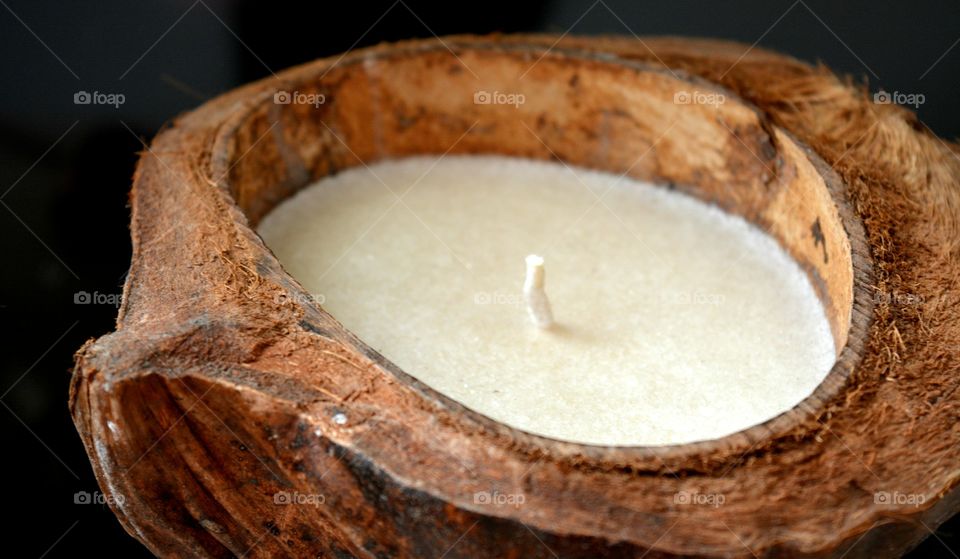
[258,155,836,446]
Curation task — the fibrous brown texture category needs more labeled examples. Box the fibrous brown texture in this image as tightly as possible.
[70,35,960,558]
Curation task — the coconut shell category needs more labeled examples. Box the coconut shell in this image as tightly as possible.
[70,35,960,558]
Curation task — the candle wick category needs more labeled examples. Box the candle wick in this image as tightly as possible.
[524,254,554,329]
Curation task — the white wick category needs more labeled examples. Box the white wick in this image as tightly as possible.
[523,254,554,329]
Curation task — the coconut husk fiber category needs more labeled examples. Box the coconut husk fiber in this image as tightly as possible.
[70,35,960,558]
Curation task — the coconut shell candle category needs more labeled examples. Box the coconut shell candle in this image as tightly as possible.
[256,155,836,447]
[71,35,960,558]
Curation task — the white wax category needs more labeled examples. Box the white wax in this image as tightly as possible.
[258,155,835,446]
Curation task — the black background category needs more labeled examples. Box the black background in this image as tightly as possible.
[1,1,958,557]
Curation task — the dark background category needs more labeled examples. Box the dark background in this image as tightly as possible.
[1,1,957,556]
